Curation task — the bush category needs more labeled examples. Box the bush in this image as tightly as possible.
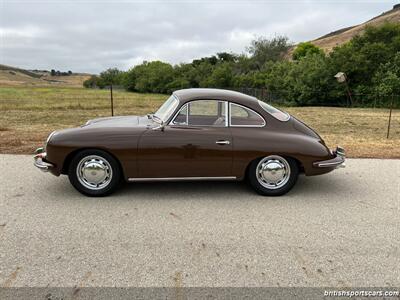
[124,61,174,93]
[83,75,105,88]
[292,42,324,60]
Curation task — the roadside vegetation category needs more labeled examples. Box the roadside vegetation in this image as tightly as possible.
[1,86,398,157]
[86,23,400,108]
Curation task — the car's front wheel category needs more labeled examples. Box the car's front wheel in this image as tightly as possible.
[68,149,121,197]
[248,155,299,196]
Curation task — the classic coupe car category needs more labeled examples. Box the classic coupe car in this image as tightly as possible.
[34,88,345,196]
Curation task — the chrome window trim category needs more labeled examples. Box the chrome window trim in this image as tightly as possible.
[155,95,180,123]
[170,103,189,125]
[224,101,228,127]
[257,100,290,122]
[169,100,228,128]
[229,102,266,128]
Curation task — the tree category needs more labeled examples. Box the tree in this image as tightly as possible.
[167,63,198,91]
[99,68,123,86]
[292,42,324,60]
[266,54,339,105]
[373,52,400,102]
[247,35,292,69]
[165,78,191,93]
[216,52,238,63]
[124,61,173,93]
[207,63,234,88]
[329,22,400,95]
[121,69,136,91]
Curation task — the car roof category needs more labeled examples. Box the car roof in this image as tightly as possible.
[173,88,258,105]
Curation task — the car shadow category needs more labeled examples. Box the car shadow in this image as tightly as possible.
[113,174,351,200]
[118,180,249,198]
[46,172,352,202]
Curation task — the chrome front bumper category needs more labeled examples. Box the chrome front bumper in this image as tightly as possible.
[33,147,54,172]
[313,146,346,168]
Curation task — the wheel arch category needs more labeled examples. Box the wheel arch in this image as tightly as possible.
[244,154,304,180]
[61,148,125,178]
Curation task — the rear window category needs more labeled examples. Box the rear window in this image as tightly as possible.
[258,100,290,122]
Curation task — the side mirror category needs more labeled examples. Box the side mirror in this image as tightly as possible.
[152,121,165,131]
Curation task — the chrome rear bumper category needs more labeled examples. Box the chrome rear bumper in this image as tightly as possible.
[33,147,54,172]
[313,146,346,168]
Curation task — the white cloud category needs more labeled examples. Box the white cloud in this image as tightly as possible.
[0,0,397,73]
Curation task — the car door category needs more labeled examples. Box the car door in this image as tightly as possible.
[137,100,233,178]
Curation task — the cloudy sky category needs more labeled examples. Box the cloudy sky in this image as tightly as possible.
[0,0,398,73]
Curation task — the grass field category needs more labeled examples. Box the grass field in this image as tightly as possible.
[0,86,399,158]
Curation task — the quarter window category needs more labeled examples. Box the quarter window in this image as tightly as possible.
[172,104,188,125]
[258,100,290,122]
[171,100,227,127]
[229,103,265,127]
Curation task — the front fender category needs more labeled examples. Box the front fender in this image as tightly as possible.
[45,127,144,178]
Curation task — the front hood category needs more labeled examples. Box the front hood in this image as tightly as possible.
[48,115,152,146]
[83,115,152,128]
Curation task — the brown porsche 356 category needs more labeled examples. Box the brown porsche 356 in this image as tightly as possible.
[34,88,345,196]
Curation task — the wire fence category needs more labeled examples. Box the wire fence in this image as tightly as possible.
[232,87,400,109]
[0,86,398,140]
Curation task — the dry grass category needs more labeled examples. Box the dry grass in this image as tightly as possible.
[312,7,400,52]
[285,107,400,158]
[0,86,399,158]
[0,86,165,154]
[0,70,91,88]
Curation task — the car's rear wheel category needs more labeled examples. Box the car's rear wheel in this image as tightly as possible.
[68,149,121,197]
[248,155,299,196]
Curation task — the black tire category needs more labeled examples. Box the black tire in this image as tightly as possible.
[248,155,299,196]
[68,149,121,197]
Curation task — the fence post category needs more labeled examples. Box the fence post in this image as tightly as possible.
[386,95,393,139]
[110,84,114,116]
[345,80,353,107]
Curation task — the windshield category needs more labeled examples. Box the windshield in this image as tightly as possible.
[154,95,179,122]
[258,100,290,122]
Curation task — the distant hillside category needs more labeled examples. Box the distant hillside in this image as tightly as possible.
[311,4,400,52]
[0,64,42,79]
[0,64,91,88]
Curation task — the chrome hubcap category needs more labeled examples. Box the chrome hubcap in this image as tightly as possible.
[76,155,113,190]
[256,155,290,189]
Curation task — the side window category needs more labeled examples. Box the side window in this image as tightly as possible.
[171,100,227,127]
[230,103,265,127]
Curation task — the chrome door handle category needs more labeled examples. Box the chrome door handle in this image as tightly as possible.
[216,140,230,145]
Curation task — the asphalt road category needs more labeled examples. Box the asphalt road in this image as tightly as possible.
[0,155,399,288]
